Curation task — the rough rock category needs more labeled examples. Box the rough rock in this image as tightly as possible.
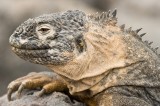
[0,90,85,106]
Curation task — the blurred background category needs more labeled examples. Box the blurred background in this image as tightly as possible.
[0,0,160,96]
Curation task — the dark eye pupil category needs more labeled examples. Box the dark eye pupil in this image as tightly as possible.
[39,28,50,32]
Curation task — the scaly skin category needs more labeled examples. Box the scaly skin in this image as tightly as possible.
[8,10,160,106]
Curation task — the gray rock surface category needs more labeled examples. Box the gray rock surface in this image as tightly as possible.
[0,90,85,106]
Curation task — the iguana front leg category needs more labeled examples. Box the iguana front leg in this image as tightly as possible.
[7,72,67,101]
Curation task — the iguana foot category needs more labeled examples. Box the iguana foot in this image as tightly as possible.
[7,72,67,101]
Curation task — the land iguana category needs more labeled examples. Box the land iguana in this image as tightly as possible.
[7,9,160,106]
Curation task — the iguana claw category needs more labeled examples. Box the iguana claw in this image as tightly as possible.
[7,72,67,101]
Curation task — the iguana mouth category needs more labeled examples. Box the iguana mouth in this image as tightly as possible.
[9,39,51,50]
[11,46,52,58]
[11,46,72,65]
[11,46,50,51]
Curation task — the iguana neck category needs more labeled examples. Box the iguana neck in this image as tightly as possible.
[47,38,106,80]
[47,25,134,95]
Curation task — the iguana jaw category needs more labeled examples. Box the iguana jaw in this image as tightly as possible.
[11,46,74,65]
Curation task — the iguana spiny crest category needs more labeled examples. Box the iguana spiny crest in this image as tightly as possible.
[89,9,159,54]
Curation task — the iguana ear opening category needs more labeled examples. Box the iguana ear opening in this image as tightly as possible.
[75,35,87,53]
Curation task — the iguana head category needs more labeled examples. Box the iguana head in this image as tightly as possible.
[9,10,87,65]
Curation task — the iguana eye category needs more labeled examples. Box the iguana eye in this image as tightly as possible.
[38,27,50,35]
[38,27,50,34]
[39,28,50,32]
[36,24,55,36]
[75,36,86,53]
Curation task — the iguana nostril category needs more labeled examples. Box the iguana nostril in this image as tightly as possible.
[15,27,23,35]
